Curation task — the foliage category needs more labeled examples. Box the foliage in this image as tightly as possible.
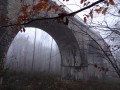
[93,64,109,74]
[1,71,120,90]
[0,0,117,32]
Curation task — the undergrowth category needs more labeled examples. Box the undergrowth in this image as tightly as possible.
[0,70,120,90]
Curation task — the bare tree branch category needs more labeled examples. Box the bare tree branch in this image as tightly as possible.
[0,0,104,29]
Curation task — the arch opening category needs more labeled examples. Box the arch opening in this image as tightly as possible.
[3,18,83,80]
[6,27,61,75]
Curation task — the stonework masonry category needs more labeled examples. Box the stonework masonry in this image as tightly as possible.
[0,0,118,81]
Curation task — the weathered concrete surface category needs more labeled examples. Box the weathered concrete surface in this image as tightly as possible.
[0,0,118,80]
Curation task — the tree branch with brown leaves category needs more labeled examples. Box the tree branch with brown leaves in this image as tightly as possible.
[0,0,105,29]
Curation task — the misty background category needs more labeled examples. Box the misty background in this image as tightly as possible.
[5,27,61,75]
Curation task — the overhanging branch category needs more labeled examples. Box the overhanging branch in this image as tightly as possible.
[0,0,104,28]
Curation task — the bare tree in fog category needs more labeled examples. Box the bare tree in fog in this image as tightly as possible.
[31,28,37,72]
[6,28,61,75]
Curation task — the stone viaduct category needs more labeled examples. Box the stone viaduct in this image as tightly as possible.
[0,0,117,80]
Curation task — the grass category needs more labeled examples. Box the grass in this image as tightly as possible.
[0,71,120,90]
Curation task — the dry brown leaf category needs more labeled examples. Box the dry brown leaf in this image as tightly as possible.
[23,27,26,32]
[102,7,108,15]
[84,17,87,23]
[109,0,115,5]
[81,0,84,4]
[89,9,93,18]
[95,7,102,14]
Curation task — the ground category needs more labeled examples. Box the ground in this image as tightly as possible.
[0,71,120,90]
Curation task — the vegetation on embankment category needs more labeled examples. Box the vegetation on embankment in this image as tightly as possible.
[0,71,120,90]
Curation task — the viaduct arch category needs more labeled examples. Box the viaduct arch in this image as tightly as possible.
[0,0,116,80]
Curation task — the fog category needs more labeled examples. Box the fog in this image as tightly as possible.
[5,27,61,75]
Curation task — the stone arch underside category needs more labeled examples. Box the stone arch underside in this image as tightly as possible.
[0,18,110,80]
[25,19,82,80]
[0,0,117,80]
